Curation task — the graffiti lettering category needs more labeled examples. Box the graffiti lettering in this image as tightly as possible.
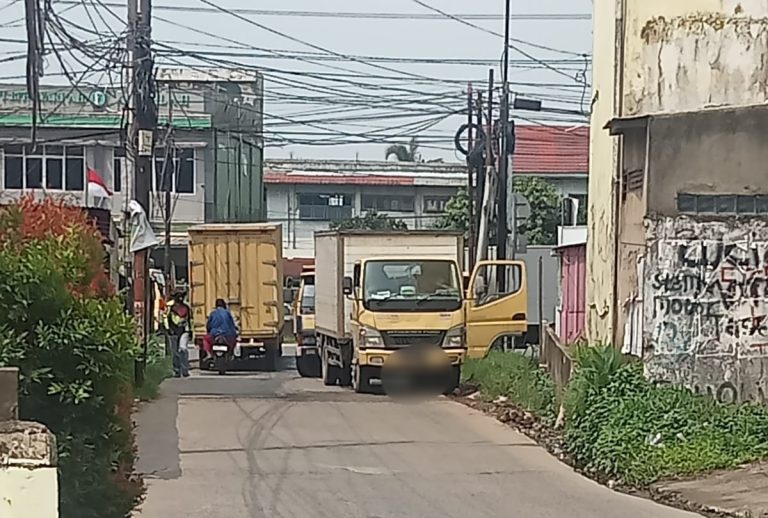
[652,296,722,319]
[677,242,768,270]
[693,381,768,405]
[722,313,768,340]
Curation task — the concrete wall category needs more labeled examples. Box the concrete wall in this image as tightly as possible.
[0,421,58,518]
[586,0,619,344]
[647,106,768,216]
[644,217,768,403]
[589,0,768,344]
[625,1,768,116]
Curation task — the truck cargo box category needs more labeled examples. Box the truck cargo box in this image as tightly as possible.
[188,224,283,341]
[314,231,464,340]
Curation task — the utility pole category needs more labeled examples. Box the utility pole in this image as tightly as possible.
[474,69,495,268]
[498,0,512,276]
[466,83,475,272]
[130,0,156,384]
[163,83,174,299]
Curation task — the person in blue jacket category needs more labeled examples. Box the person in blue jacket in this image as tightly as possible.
[202,298,239,360]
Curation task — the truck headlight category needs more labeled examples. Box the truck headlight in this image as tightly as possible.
[360,326,383,348]
[442,326,465,348]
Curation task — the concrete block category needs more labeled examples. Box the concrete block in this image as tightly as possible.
[0,421,58,518]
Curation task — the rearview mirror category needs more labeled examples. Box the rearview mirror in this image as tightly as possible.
[342,276,354,295]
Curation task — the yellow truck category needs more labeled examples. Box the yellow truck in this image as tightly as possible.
[188,224,284,371]
[293,267,320,377]
[314,230,528,394]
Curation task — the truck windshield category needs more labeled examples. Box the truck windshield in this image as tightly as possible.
[300,285,315,313]
[363,260,462,312]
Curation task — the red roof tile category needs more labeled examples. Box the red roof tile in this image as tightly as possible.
[512,125,589,174]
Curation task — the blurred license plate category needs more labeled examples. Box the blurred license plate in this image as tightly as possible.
[212,345,228,352]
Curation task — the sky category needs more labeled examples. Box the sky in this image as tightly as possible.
[0,0,593,161]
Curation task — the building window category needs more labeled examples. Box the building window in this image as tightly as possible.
[3,144,84,191]
[423,196,452,214]
[298,193,352,221]
[153,147,195,194]
[113,148,124,192]
[677,193,768,215]
[362,194,414,212]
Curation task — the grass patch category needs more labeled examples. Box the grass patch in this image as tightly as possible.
[564,360,768,486]
[463,350,556,422]
[464,345,768,487]
[134,336,173,402]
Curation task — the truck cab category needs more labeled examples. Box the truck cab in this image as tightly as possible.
[339,257,527,393]
[294,268,320,377]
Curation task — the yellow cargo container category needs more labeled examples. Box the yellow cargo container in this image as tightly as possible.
[188,224,284,370]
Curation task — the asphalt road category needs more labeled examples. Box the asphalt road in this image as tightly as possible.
[134,349,702,518]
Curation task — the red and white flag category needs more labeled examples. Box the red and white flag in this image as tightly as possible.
[87,168,112,205]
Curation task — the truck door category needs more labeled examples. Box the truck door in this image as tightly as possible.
[466,260,528,359]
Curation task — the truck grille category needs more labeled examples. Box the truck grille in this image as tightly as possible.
[381,331,445,348]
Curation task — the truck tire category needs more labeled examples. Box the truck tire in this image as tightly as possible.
[264,344,279,372]
[338,364,352,387]
[443,365,461,395]
[297,355,320,378]
[322,349,339,386]
[354,365,375,394]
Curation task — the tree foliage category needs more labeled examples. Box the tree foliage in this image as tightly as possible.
[431,178,562,245]
[330,211,408,231]
[432,187,469,232]
[513,176,562,246]
[385,137,421,162]
[0,196,140,518]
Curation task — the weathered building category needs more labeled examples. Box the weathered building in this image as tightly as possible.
[609,106,768,403]
[589,0,768,401]
[0,67,265,282]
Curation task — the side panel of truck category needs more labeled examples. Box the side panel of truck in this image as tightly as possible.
[189,225,283,340]
[315,232,464,339]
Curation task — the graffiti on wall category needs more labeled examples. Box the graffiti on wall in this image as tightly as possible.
[645,217,768,403]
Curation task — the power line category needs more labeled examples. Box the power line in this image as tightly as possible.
[410,0,590,77]
[52,2,591,21]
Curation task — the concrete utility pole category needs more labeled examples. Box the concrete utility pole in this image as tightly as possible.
[129,0,156,383]
[498,0,512,274]
[466,83,475,272]
[163,83,174,299]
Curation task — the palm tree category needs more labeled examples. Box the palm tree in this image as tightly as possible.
[385,137,421,162]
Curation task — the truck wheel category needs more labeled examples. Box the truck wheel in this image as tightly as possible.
[338,363,352,387]
[264,345,279,372]
[297,355,320,378]
[443,365,461,395]
[354,365,374,394]
[322,349,339,386]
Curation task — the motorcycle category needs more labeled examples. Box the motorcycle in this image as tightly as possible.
[211,335,233,375]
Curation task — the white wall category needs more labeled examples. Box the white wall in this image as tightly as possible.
[267,177,587,258]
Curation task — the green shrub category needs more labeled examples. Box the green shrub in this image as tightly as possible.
[0,199,141,518]
[463,351,556,421]
[135,335,172,401]
[564,361,768,485]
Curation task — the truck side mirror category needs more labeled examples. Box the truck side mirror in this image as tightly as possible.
[343,276,354,295]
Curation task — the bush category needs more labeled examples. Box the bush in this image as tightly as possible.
[466,343,768,487]
[463,351,556,422]
[0,197,140,518]
[564,355,768,486]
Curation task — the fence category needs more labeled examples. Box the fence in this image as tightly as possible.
[539,322,573,396]
[0,367,59,518]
